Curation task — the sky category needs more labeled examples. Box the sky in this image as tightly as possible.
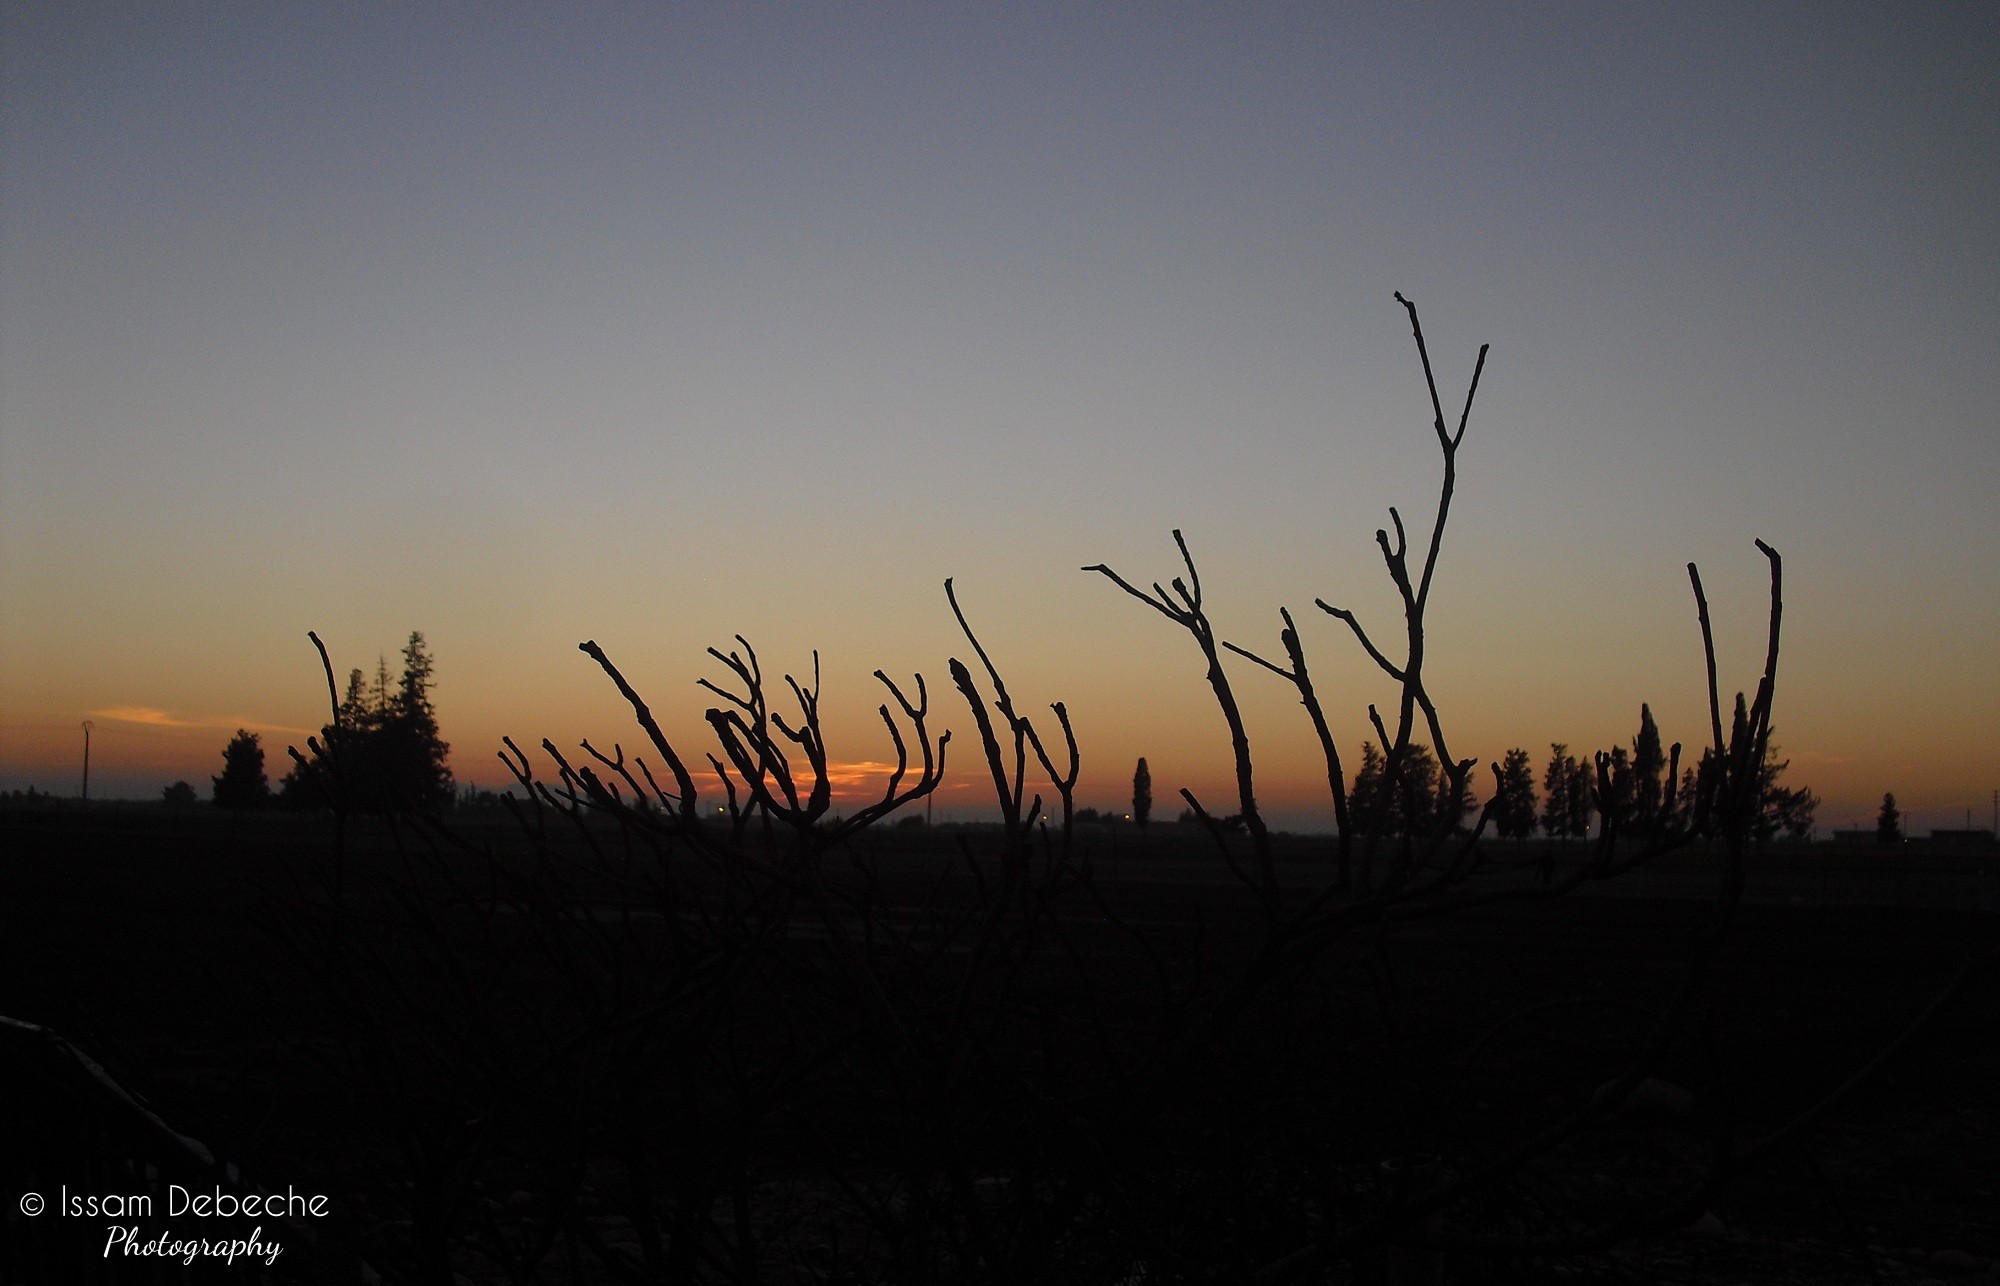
[3,3,1995,835]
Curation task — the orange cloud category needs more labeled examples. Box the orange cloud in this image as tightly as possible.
[89,708,312,737]
[705,759,927,804]
[93,706,205,729]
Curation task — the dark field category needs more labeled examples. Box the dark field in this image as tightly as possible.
[2,806,1995,1284]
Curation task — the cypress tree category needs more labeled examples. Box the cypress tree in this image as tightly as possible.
[1876,793,1902,845]
[1632,704,1665,835]
[1565,754,1594,840]
[1542,743,1572,839]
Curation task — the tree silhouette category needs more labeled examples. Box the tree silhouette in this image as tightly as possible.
[1631,703,1666,835]
[323,666,387,807]
[1133,756,1152,831]
[1437,763,1476,834]
[1767,780,1818,842]
[1350,740,1388,835]
[1877,792,1902,844]
[1541,743,1574,839]
[273,762,319,811]
[1395,742,1440,836]
[1598,744,1635,833]
[1754,737,1817,843]
[161,780,197,808]
[1350,740,1444,836]
[1565,754,1595,840]
[212,729,270,810]
[292,632,453,813]
[1493,747,1538,840]
[387,632,452,808]
[1672,758,1705,833]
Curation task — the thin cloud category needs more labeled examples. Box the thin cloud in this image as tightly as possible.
[92,707,205,728]
[90,707,313,737]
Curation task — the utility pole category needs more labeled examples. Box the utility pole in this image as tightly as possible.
[80,720,93,809]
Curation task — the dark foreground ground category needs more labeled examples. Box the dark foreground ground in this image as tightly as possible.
[1,807,1995,1284]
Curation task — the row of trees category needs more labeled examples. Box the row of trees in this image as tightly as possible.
[1328,701,1818,843]
[1107,709,1820,843]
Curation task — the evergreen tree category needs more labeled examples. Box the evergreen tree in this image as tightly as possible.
[1599,746,1635,832]
[1542,743,1573,839]
[1352,741,1444,836]
[336,666,371,727]
[1767,779,1818,842]
[1494,748,1538,840]
[302,633,453,813]
[1753,737,1817,844]
[275,762,324,811]
[1876,792,1902,845]
[329,665,388,808]
[1351,741,1388,835]
[1631,704,1665,835]
[1396,743,1441,836]
[1133,757,1152,831]
[1565,755,1594,840]
[1679,708,1817,845]
[1437,766,1477,835]
[386,631,452,808]
[1672,758,1707,833]
[212,729,270,810]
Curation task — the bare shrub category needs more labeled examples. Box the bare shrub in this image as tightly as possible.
[268,296,1978,1284]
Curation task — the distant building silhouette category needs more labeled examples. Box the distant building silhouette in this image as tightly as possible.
[1926,828,1996,850]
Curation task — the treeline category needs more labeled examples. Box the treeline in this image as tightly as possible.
[1338,700,1816,843]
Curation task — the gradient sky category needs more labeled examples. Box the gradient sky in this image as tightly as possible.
[3,3,1995,834]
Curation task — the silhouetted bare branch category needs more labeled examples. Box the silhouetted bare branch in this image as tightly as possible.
[1087,529,1274,900]
[580,639,700,824]
[1224,606,1355,888]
